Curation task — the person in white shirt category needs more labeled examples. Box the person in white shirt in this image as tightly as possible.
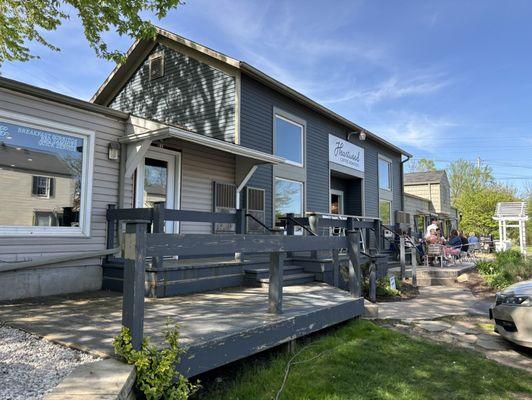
[425,219,439,239]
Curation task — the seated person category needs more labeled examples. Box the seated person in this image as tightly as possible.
[458,230,469,252]
[424,219,439,239]
[468,232,479,244]
[426,229,439,244]
[445,229,462,258]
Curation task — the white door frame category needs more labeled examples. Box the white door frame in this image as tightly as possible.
[135,147,181,233]
[330,189,344,215]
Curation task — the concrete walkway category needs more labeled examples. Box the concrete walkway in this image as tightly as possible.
[375,286,532,373]
[377,286,477,320]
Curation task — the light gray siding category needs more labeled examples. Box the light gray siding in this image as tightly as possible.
[110,44,236,143]
[0,88,126,297]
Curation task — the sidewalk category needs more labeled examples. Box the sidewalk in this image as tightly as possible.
[375,286,532,373]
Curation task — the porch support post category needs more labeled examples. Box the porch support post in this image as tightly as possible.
[399,235,406,281]
[411,247,418,287]
[373,219,382,252]
[152,202,165,269]
[106,204,117,262]
[346,220,361,298]
[122,221,147,351]
[332,248,340,288]
[268,251,285,314]
[286,213,295,258]
[308,213,320,259]
[235,208,246,262]
[235,165,258,208]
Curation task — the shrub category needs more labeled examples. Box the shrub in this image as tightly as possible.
[114,324,199,400]
[495,249,523,265]
[476,250,532,289]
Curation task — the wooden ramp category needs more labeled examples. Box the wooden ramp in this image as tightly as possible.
[0,283,363,377]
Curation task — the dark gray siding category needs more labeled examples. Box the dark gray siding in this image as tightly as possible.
[240,73,403,223]
[110,44,236,142]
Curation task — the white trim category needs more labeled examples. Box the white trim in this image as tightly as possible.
[135,147,181,233]
[0,109,95,237]
[125,139,152,177]
[273,113,305,168]
[119,126,285,165]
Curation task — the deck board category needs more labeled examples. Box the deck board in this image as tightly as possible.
[0,283,363,377]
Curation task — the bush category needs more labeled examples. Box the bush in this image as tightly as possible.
[114,324,199,400]
[477,250,532,289]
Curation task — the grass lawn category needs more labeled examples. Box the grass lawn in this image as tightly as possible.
[198,320,532,400]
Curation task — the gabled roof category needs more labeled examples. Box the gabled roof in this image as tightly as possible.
[404,170,447,185]
[91,26,411,157]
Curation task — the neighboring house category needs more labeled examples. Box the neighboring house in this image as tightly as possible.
[0,27,410,300]
[403,170,459,237]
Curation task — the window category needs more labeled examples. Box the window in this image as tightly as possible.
[274,178,303,226]
[0,113,93,236]
[378,157,392,190]
[274,115,303,166]
[246,187,265,233]
[213,181,236,233]
[32,176,54,198]
[149,52,164,80]
[379,200,392,225]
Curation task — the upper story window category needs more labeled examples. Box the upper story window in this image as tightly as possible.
[274,115,303,166]
[378,157,392,190]
[0,113,93,236]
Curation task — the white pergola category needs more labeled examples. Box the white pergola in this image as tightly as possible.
[493,202,528,255]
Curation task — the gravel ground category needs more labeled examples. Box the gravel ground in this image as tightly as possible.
[0,323,100,400]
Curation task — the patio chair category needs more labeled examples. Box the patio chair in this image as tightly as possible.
[467,242,482,261]
[426,244,445,268]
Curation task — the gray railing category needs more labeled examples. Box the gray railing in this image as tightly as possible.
[120,220,363,350]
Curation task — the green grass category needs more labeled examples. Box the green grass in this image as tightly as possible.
[199,320,531,400]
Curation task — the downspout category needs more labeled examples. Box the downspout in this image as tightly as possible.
[400,154,411,211]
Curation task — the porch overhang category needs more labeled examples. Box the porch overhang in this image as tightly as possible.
[119,125,285,165]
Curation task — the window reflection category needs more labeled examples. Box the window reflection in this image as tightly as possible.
[274,116,303,165]
[0,120,84,228]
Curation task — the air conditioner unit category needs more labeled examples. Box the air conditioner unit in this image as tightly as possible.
[395,211,411,224]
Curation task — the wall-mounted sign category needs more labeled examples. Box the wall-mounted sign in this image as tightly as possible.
[328,134,364,172]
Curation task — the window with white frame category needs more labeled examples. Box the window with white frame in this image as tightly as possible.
[274,178,303,226]
[379,200,392,225]
[0,114,93,236]
[274,115,304,166]
[378,157,392,190]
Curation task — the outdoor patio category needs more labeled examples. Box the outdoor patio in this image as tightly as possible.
[0,282,363,377]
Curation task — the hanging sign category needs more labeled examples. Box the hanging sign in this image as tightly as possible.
[328,134,364,172]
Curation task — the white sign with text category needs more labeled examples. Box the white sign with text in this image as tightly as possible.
[328,135,364,172]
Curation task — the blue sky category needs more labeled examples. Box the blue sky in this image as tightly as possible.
[2,0,531,193]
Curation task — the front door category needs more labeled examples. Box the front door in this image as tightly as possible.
[135,148,181,233]
[330,189,344,215]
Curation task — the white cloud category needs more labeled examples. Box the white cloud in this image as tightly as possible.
[366,112,456,150]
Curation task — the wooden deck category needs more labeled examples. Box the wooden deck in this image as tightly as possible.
[0,283,363,377]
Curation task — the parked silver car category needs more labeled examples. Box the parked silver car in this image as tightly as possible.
[490,280,532,348]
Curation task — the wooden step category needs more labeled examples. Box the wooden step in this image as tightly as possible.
[257,272,316,287]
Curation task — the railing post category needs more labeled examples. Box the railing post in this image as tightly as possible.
[373,219,382,252]
[411,247,418,287]
[286,213,295,258]
[235,208,246,262]
[399,235,406,281]
[308,213,320,259]
[122,221,147,350]
[152,202,165,269]
[346,221,361,298]
[268,251,285,314]
[106,204,117,262]
[368,254,377,303]
[332,248,340,288]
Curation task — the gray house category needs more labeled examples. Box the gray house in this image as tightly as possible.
[0,27,410,300]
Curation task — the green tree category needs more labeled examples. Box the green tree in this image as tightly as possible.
[448,159,495,203]
[456,185,517,236]
[408,158,437,173]
[0,0,182,65]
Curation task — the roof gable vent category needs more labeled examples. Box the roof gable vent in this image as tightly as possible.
[149,52,164,80]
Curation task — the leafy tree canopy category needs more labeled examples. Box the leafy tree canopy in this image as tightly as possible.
[0,0,182,65]
[408,158,437,173]
[448,159,495,202]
